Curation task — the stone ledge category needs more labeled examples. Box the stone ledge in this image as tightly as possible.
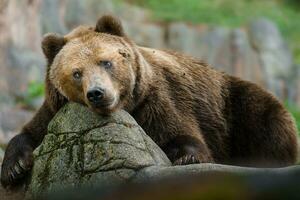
[135,163,300,182]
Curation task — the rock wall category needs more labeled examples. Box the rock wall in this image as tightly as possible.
[0,0,299,145]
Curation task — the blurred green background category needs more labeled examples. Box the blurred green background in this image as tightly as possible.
[128,0,300,64]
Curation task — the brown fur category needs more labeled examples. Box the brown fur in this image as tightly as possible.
[1,15,298,188]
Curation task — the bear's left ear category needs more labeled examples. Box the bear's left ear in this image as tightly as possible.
[95,15,125,37]
[42,33,66,64]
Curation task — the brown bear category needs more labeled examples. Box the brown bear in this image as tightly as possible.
[1,15,298,187]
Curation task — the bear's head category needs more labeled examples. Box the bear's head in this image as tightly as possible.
[43,16,142,114]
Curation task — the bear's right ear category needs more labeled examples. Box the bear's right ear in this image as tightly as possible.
[95,15,125,37]
[42,33,66,64]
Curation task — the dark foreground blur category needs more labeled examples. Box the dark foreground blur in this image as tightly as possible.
[2,171,300,200]
[41,172,300,200]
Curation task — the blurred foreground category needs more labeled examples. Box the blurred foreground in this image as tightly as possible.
[43,172,300,200]
[1,171,300,200]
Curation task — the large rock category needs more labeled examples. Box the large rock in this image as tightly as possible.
[26,103,170,197]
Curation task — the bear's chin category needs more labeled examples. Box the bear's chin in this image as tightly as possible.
[86,102,119,116]
[93,107,117,116]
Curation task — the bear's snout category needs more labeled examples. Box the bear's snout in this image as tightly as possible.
[87,87,105,104]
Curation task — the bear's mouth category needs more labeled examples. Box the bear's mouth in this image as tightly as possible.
[87,97,119,114]
[91,100,113,109]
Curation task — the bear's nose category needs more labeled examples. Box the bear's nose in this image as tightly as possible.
[87,87,104,104]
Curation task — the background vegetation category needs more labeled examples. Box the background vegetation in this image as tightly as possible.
[128,0,300,64]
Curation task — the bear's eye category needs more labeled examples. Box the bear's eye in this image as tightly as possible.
[98,60,113,69]
[73,71,82,80]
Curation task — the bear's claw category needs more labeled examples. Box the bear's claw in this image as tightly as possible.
[173,154,199,165]
[1,148,33,188]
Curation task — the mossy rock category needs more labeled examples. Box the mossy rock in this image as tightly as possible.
[26,103,170,198]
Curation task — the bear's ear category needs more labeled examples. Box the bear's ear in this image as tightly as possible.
[95,15,125,37]
[42,33,66,64]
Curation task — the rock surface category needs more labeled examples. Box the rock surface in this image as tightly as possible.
[26,103,170,197]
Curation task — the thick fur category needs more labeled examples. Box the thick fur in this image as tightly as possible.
[1,15,298,187]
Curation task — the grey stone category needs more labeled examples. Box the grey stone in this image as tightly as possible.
[26,103,170,197]
[0,45,45,103]
[0,93,14,108]
[0,107,34,145]
[64,0,87,28]
[0,0,42,50]
[197,27,232,70]
[5,46,45,95]
[229,29,265,86]
[84,0,116,20]
[0,0,45,102]
[249,18,288,53]
[124,21,165,49]
[64,0,149,30]
[40,0,67,34]
[115,2,150,23]
[167,22,204,58]
[248,18,294,98]
[64,0,116,29]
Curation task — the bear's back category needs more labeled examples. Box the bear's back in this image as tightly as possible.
[138,47,231,161]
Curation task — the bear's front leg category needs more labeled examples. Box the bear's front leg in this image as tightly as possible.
[1,134,34,187]
[162,135,214,165]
